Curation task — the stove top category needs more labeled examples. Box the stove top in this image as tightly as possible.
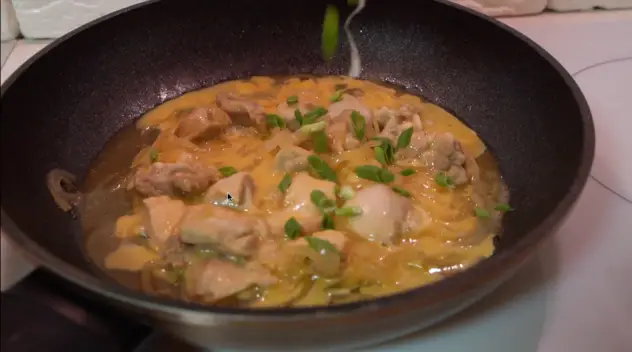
[2,10,632,352]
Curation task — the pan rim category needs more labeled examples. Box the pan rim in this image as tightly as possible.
[0,0,595,319]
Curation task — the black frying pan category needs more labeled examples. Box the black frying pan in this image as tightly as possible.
[0,0,594,351]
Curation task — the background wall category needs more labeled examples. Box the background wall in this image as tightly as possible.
[2,0,632,41]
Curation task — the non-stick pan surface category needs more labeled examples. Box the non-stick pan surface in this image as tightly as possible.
[0,0,593,350]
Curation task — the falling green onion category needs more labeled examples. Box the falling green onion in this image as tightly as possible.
[473,208,490,218]
[400,168,415,176]
[312,130,330,153]
[329,90,344,102]
[305,236,339,254]
[396,127,414,150]
[284,217,302,239]
[265,114,285,129]
[494,203,514,212]
[307,155,338,182]
[286,95,298,105]
[335,206,362,217]
[434,172,455,188]
[219,166,238,177]
[278,173,292,193]
[392,186,411,198]
[321,5,340,61]
[149,148,159,163]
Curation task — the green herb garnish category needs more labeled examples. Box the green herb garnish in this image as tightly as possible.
[312,130,329,153]
[371,137,395,165]
[337,185,355,200]
[329,90,344,102]
[494,203,514,212]
[335,206,362,217]
[400,168,415,176]
[354,165,395,183]
[434,172,455,188]
[278,173,292,193]
[303,106,328,125]
[286,95,298,105]
[219,166,238,177]
[305,236,339,254]
[298,120,326,135]
[396,127,414,149]
[310,189,336,212]
[350,111,366,140]
[321,5,340,61]
[321,213,335,230]
[294,109,304,126]
[284,217,302,239]
[307,155,338,182]
[392,186,411,198]
[374,146,388,166]
[473,208,490,218]
[265,114,285,129]
[149,148,159,163]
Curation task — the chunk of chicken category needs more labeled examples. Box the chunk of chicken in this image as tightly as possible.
[276,102,314,131]
[143,196,187,245]
[174,106,232,142]
[288,230,348,252]
[179,204,267,256]
[204,172,255,207]
[344,184,419,244]
[188,260,277,300]
[325,111,362,153]
[132,162,219,197]
[274,146,311,173]
[421,133,468,185]
[216,93,266,131]
[328,94,373,122]
[266,172,337,237]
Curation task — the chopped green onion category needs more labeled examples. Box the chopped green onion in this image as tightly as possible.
[337,185,355,200]
[312,130,329,153]
[392,186,411,198]
[307,155,338,182]
[400,168,415,176]
[286,95,298,105]
[329,90,344,102]
[265,114,285,129]
[494,203,514,212]
[350,111,366,140]
[303,106,328,125]
[298,120,326,135]
[305,236,339,254]
[321,213,335,230]
[354,165,394,183]
[310,189,336,212]
[372,137,395,165]
[278,173,292,193]
[294,109,304,126]
[321,5,340,61]
[434,172,455,188]
[335,206,362,217]
[374,146,387,166]
[284,217,302,239]
[473,208,490,218]
[219,166,238,177]
[149,148,159,163]
[194,247,218,259]
[396,127,414,149]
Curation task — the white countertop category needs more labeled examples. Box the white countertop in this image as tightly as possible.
[2,10,632,352]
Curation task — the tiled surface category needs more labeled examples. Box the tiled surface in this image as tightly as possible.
[1,40,16,68]
[1,10,631,352]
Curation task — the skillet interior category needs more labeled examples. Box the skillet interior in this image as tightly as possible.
[0,0,592,317]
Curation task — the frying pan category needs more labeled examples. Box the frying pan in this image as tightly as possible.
[0,0,594,351]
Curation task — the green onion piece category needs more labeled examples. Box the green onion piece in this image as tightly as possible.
[305,236,339,254]
[149,148,159,163]
[303,106,328,125]
[434,172,455,188]
[350,111,366,140]
[278,173,292,193]
[335,206,362,217]
[338,185,355,200]
[321,213,335,230]
[371,137,395,165]
[374,146,387,166]
[321,5,340,61]
[354,165,394,183]
[391,186,411,198]
[286,95,298,105]
[396,127,414,149]
[310,190,336,212]
[219,166,238,177]
[379,168,395,183]
[295,109,304,126]
[400,168,415,176]
[473,208,490,218]
[329,90,344,102]
[494,203,514,212]
[284,217,302,239]
[312,130,329,153]
[298,120,326,135]
[265,114,285,129]
[307,155,338,182]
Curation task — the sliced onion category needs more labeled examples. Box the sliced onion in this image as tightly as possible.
[46,169,82,212]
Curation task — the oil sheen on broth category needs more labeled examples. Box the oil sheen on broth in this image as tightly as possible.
[82,76,509,308]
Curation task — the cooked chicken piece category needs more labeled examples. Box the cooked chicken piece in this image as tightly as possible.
[274,146,311,173]
[143,196,187,245]
[328,94,373,122]
[288,230,348,252]
[344,184,421,244]
[420,133,468,185]
[174,106,232,141]
[179,204,267,256]
[132,162,218,197]
[188,260,277,300]
[276,102,314,131]
[216,93,266,131]
[325,112,362,153]
[204,171,255,207]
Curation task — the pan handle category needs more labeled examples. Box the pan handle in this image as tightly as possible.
[1,268,152,352]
